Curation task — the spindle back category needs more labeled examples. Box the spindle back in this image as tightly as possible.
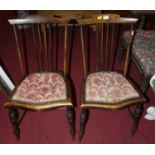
[78,14,138,78]
[8,15,73,77]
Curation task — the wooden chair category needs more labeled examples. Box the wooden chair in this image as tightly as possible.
[4,15,75,140]
[77,14,147,141]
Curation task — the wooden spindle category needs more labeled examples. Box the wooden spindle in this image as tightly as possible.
[43,24,49,71]
[100,23,104,70]
[96,24,99,71]
[109,23,115,70]
[104,23,109,70]
[55,24,58,71]
[32,24,37,48]
[123,24,134,76]
[32,24,41,71]
[48,25,52,71]
[37,24,43,71]
[64,25,68,75]
[13,25,26,77]
[80,26,87,78]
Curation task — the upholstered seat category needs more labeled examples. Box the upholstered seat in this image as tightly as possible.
[12,72,67,103]
[85,72,140,103]
[4,72,72,110]
[123,30,155,76]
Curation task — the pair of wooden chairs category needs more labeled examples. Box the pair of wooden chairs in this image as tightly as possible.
[4,14,147,141]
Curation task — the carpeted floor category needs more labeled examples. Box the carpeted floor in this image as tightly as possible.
[0,11,155,144]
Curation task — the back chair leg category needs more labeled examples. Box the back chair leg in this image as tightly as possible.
[66,107,75,140]
[9,108,20,140]
[140,75,150,93]
[79,108,89,141]
[132,104,144,135]
[131,75,149,135]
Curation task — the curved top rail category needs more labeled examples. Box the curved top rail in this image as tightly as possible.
[77,14,138,25]
[8,14,80,25]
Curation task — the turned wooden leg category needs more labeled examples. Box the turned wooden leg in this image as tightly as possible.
[66,107,75,140]
[79,109,89,141]
[9,108,20,140]
[132,104,144,135]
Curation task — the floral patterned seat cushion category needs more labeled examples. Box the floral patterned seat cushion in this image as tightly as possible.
[85,72,140,103]
[123,30,155,76]
[12,73,67,103]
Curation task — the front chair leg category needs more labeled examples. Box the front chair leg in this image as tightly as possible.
[79,108,89,141]
[66,107,75,140]
[9,108,20,140]
[132,104,144,135]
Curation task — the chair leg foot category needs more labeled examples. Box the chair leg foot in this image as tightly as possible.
[131,104,144,136]
[79,109,89,142]
[132,120,138,136]
[9,108,20,140]
[67,107,75,140]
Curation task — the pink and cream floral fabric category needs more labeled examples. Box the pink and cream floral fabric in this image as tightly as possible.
[12,73,67,103]
[85,72,140,103]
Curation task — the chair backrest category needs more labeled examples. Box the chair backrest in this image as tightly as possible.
[8,15,74,78]
[78,14,138,78]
